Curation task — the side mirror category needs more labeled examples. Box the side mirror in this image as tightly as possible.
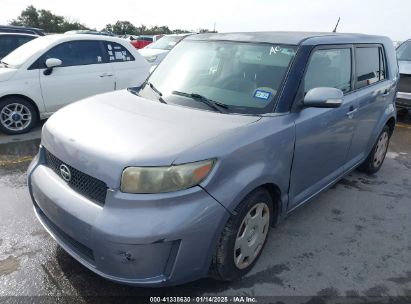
[45,58,62,68]
[43,58,62,76]
[303,87,343,108]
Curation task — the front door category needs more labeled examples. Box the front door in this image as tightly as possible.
[39,40,115,112]
[288,46,357,210]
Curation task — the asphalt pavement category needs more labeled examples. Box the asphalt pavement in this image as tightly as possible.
[0,115,410,302]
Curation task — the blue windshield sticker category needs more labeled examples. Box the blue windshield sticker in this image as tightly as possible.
[254,90,271,101]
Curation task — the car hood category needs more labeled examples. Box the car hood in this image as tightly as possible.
[139,48,169,57]
[399,60,411,75]
[0,67,17,82]
[42,90,261,188]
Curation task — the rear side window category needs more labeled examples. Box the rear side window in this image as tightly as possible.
[355,46,386,89]
[304,48,352,94]
[104,42,135,62]
[43,40,106,67]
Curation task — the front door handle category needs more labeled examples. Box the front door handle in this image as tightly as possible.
[99,73,113,78]
[381,89,390,97]
[346,107,358,119]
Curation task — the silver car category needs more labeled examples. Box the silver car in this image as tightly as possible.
[396,39,411,110]
[138,33,193,66]
[28,32,398,286]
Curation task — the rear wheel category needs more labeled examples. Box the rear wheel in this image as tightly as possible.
[210,188,273,281]
[358,125,391,174]
[0,97,38,135]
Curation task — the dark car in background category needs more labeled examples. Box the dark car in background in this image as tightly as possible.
[0,32,37,59]
[396,40,411,110]
[0,25,45,36]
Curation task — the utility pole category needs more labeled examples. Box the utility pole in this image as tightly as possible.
[332,17,341,33]
[213,22,216,33]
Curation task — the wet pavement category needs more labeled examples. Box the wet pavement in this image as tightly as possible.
[0,114,410,301]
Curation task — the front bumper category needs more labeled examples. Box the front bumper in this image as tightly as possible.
[27,148,230,286]
[396,92,411,109]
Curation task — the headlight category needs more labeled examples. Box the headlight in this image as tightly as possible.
[145,55,158,63]
[121,159,215,194]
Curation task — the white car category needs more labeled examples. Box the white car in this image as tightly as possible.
[139,33,193,66]
[0,34,150,134]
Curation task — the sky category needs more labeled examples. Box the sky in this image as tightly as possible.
[0,0,409,41]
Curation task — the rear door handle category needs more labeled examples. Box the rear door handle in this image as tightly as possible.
[99,73,113,78]
[381,89,390,97]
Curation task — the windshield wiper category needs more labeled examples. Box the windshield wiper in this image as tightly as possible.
[146,82,167,104]
[172,91,228,113]
[0,61,9,68]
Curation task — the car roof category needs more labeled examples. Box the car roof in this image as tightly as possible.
[165,33,194,37]
[0,25,43,30]
[39,34,129,43]
[0,25,45,35]
[0,32,38,37]
[186,31,390,46]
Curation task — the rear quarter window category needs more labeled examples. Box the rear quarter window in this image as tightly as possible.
[104,42,135,63]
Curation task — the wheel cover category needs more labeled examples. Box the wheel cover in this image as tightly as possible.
[373,131,389,167]
[234,202,270,269]
[0,103,32,132]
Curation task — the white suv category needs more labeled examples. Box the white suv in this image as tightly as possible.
[0,34,150,134]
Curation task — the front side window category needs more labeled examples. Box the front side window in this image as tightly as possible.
[304,48,352,94]
[43,40,105,67]
[397,41,411,61]
[145,40,297,114]
[104,42,134,62]
[355,47,385,89]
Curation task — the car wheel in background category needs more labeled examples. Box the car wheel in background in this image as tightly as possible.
[358,125,391,174]
[0,97,38,135]
[210,188,273,281]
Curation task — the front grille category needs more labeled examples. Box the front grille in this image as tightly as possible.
[399,74,411,93]
[44,149,107,205]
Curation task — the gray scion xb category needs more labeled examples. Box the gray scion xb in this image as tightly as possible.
[27,32,399,286]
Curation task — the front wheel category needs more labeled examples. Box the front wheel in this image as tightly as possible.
[0,97,38,135]
[358,125,391,174]
[210,188,273,281]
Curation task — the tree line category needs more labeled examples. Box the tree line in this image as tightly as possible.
[10,5,215,35]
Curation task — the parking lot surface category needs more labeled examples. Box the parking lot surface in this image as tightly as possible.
[0,115,410,301]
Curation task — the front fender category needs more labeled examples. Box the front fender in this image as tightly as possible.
[175,115,296,217]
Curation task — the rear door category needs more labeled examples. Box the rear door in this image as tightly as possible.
[102,41,149,89]
[344,45,393,169]
[289,46,358,210]
[39,40,115,112]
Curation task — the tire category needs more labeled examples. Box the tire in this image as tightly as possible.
[357,125,391,174]
[210,188,273,281]
[0,97,38,135]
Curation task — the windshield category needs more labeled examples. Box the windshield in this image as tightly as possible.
[146,36,185,50]
[145,40,297,114]
[397,41,411,61]
[2,36,54,68]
